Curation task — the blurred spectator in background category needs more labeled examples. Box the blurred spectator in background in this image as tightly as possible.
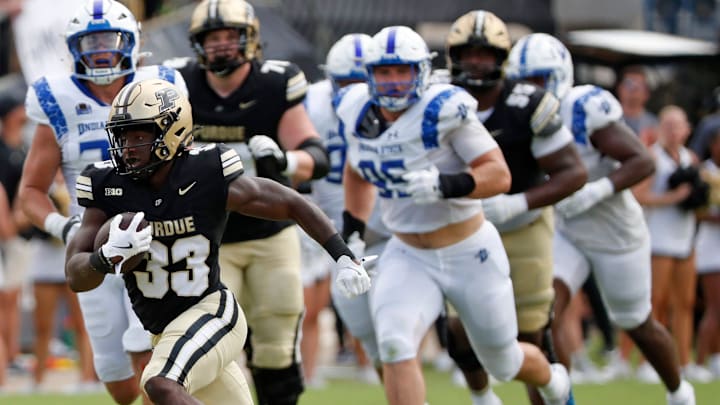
[0,1,21,75]
[617,65,659,148]
[690,87,720,161]
[27,173,96,392]
[0,182,18,391]
[0,72,31,380]
[619,67,658,138]
[694,128,720,379]
[645,0,720,41]
[10,0,82,83]
[633,105,713,383]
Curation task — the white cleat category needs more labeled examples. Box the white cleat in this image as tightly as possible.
[635,362,661,384]
[667,380,696,405]
[682,363,714,383]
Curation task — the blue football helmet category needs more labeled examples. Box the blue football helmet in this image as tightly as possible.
[365,26,433,112]
[65,0,140,85]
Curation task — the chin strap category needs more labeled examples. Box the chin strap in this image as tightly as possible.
[207,58,245,77]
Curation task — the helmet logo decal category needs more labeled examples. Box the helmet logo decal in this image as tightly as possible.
[353,35,363,67]
[93,0,104,20]
[156,88,179,113]
[386,28,397,55]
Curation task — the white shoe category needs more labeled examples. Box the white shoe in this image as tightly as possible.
[667,380,696,405]
[682,364,714,383]
[305,375,327,390]
[433,350,454,372]
[708,354,720,379]
[603,349,632,380]
[451,367,468,388]
[570,368,587,384]
[570,351,611,384]
[357,365,380,385]
[539,363,574,405]
[471,388,503,405]
[636,362,661,384]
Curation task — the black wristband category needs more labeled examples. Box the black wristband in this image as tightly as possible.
[61,215,80,244]
[438,173,476,198]
[89,248,114,274]
[323,233,355,261]
[341,210,366,241]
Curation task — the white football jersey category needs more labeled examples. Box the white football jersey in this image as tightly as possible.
[305,80,389,235]
[304,79,346,225]
[337,83,497,234]
[556,84,647,251]
[25,66,188,216]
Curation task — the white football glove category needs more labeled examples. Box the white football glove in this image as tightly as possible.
[482,193,529,224]
[100,212,152,267]
[248,135,286,162]
[44,212,81,244]
[555,177,614,219]
[335,255,376,298]
[346,231,366,259]
[402,166,443,204]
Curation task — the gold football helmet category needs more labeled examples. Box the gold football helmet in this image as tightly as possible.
[446,10,511,89]
[106,79,193,179]
[189,0,260,76]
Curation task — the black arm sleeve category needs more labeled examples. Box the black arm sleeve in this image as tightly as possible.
[297,138,330,179]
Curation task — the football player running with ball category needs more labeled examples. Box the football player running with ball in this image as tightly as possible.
[65,79,373,405]
[170,1,330,402]
[338,25,573,405]
[19,1,186,403]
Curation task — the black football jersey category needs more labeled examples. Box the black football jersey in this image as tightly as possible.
[180,59,308,243]
[77,144,244,334]
[483,79,565,194]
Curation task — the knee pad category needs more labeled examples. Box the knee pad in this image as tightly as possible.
[612,307,651,330]
[473,342,524,383]
[377,334,416,364]
[446,320,482,372]
[251,364,304,405]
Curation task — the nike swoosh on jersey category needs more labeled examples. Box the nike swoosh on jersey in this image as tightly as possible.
[489,129,503,137]
[178,181,197,196]
[239,100,257,110]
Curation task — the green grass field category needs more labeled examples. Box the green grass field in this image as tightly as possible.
[3,368,718,404]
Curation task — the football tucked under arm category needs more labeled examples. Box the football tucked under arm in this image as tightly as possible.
[93,212,151,274]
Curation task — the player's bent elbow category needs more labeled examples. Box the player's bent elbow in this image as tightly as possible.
[65,262,99,293]
[497,170,512,194]
[637,155,656,180]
